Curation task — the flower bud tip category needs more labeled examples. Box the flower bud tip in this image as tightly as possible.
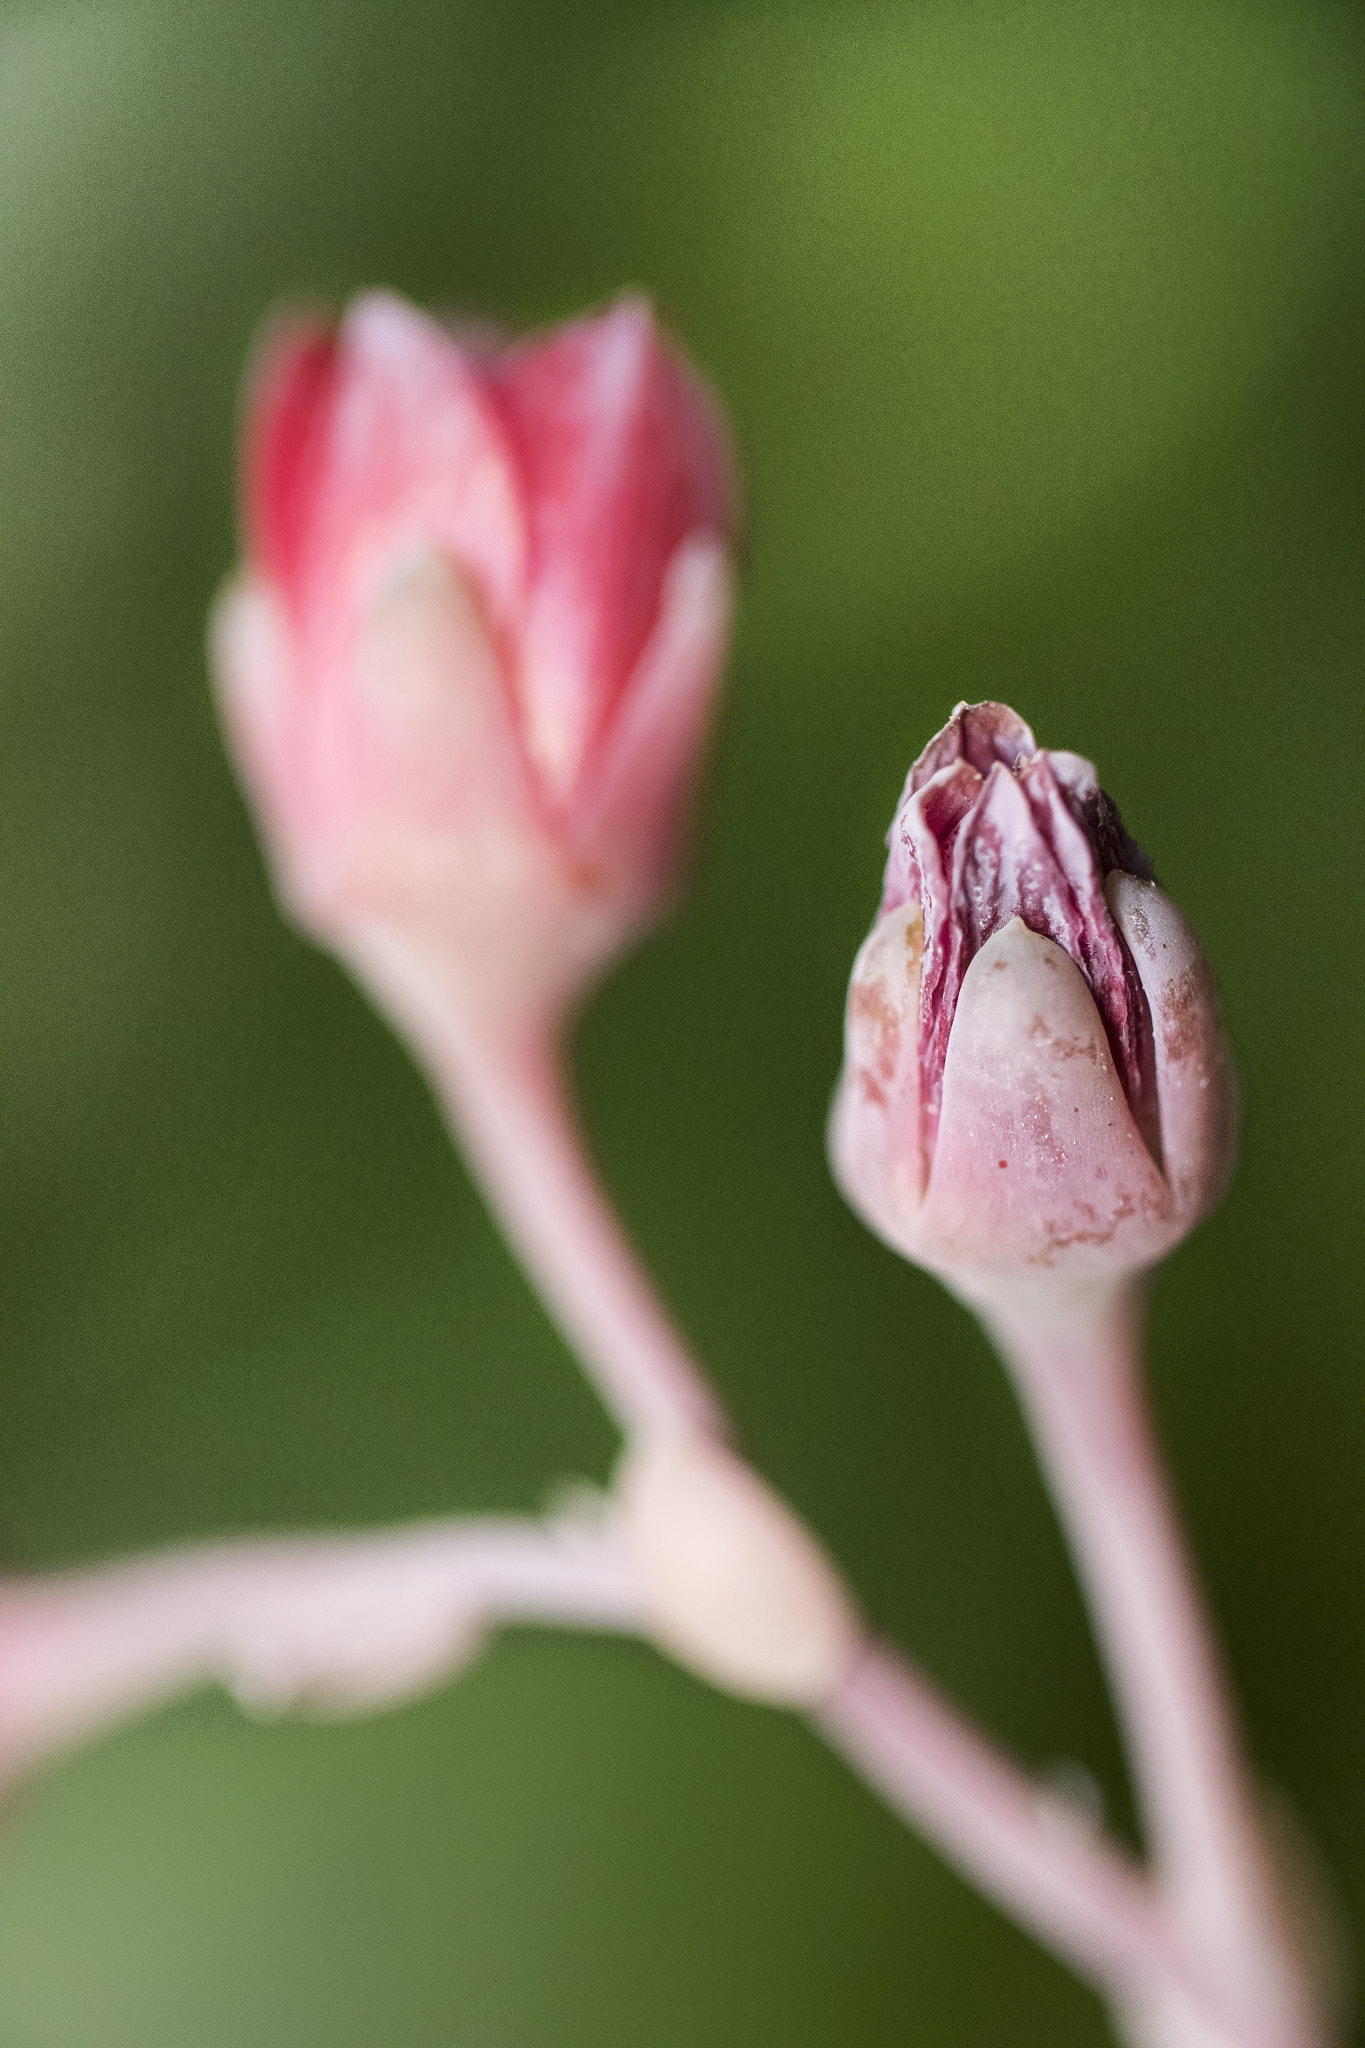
[831,703,1236,1299]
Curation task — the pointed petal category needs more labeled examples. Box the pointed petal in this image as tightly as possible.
[572,537,732,901]
[827,900,927,1256]
[1107,874,1238,1225]
[275,292,526,650]
[487,297,733,798]
[923,919,1172,1285]
[208,574,303,873]
[241,316,339,599]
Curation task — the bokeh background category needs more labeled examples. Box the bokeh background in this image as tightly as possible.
[1,0,1363,2041]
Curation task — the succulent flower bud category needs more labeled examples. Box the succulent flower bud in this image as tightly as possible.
[212,291,735,1028]
[616,1434,863,1707]
[829,703,1236,1304]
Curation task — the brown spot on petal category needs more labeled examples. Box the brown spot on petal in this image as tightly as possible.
[1026,1177,1173,1265]
[1122,892,1152,950]
[1028,1196,1130,1263]
[1160,967,1204,1064]
[849,978,903,1089]
[1025,1014,1103,1064]
[903,919,921,982]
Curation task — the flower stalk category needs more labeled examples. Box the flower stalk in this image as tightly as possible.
[988,1282,1318,2045]
[829,699,1330,2046]
[349,964,725,1441]
[0,1513,642,1781]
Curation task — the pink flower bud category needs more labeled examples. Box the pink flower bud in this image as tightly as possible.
[829,703,1237,1304]
[616,1433,863,1707]
[211,291,735,1026]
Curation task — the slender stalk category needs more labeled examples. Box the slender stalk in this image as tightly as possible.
[817,1644,1289,2048]
[986,1283,1320,2044]
[0,1515,642,1781]
[341,917,724,1440]
[432,1023,729,1439]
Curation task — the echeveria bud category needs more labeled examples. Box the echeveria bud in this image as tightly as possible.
[212,291,735,1028]
[829,703,1236,1304]
[616,1434,863,1707]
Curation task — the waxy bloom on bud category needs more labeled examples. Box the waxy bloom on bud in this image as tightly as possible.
[830,703,1236,1305]
[212,290,735,1027]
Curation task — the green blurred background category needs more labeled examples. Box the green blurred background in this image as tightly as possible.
[0,0,1363,2040]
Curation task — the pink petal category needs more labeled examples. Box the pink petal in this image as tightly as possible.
[573,536,733,903]
[1106,875,1238,1225]
[881,701,1157,1165]
[827,900,928,1259]
[486,297,733,800]
[244,294,527,653]
[923,920,1172,1290]
[242,315,339,599]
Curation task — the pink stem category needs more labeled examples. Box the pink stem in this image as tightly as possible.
[0,1515,641,1781]
[987,1285,1320,2043]
[341,918,724,1439]
[324,929,1310,2041]
[818,1644,1289,2048]
[0,1518,1264,2045]
[436,1024,727,1438]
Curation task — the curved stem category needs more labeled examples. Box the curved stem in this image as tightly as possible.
[986,1284,1320,2044]
[341,919,724,1440]
[0,1514,642,1782]
[433,1024,727,1439]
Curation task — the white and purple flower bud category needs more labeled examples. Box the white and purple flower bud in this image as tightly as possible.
[829,703,1237,1308]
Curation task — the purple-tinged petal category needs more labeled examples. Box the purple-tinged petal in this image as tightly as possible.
[1107,874,1237,1225]
[881,700,1157,1164]
[829,702,1236,1298]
